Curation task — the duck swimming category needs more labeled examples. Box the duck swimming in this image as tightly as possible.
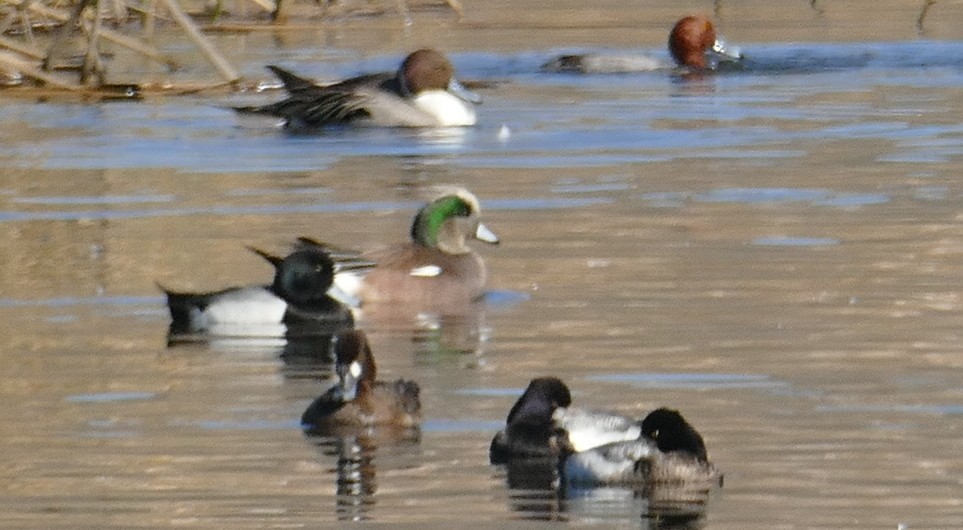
[489,377,641,464]
[490,377,721,487]
[542,15,743,74]
[561,408,722,487]
[234,48,481,129]
[295,186,499,307]
[301,329,421,431]
[160,244,370,337]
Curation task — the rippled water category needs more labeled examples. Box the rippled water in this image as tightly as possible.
[1,2,962,527]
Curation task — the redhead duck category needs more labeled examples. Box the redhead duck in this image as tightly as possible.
[161,245,370,337]
[297,187,499,307]
[234,49,480,129]
[562,408,722,487]
[489,377,641,464]
[542,15,742,73]
[301,329,421,431]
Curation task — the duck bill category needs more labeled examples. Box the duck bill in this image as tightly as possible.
[474,222,499,245]
[711,37,743,62]
[447,78,482,104]
[339,375,359,401]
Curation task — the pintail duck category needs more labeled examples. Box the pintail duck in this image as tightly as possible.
[235,48,480,129]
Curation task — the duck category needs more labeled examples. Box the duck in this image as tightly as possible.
[234,48,481,129]
[542,15,743,74]
[301,329,421,431]
[160,244,372,337]
[561,408,722,487]
[489,377,641,464]
[297,186,499,307]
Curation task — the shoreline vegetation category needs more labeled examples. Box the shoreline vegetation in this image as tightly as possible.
[0,0,461,95]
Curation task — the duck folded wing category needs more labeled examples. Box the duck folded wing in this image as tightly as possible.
[237,90,372,126]
[562,439,658,486]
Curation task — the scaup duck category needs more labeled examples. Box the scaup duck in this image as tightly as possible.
[161,245,370,336]
[562,407,722,487]
[301,329,421,431]
[489,377,641,464]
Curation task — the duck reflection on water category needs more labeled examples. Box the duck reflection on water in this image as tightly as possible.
[358,298,490,361]
[305,432,421,523]
[498,457,713,527]
[299,330,422,521]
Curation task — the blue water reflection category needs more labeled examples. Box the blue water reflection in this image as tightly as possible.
[3,43,962,173]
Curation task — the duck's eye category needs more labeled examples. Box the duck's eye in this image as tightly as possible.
[651,429,660,439]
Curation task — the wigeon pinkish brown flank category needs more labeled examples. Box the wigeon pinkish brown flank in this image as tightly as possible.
[234,48,480,129]
[543,14,742,74]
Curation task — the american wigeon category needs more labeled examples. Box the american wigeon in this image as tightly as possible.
[301,329,421,431]
[542,15,742,73]
[562,408,722,486]
[489,377,641,464]
[161,245,369,337]
[297,187,499,307]
[234,48,480,129]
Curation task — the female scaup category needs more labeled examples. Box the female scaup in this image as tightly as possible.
[301,329,421,431]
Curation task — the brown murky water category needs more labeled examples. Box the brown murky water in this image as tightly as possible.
[1,1,962,527]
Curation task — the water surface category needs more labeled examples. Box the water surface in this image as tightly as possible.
[1,1,962,527]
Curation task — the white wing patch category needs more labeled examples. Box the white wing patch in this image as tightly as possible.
[409,265,442,277]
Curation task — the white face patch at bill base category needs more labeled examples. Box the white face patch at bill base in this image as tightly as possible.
[349,361,363,379]
[410,265,442,277]
[338,360,363,401]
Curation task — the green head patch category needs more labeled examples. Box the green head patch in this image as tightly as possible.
[411,195,473,247]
